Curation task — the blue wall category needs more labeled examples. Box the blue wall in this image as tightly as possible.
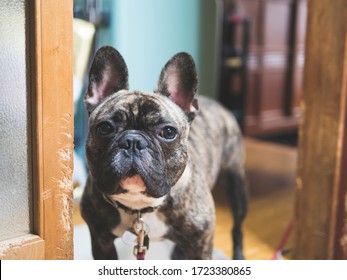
[98,0,217,97]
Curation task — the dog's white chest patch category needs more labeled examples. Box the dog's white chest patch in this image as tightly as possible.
[112,210,168,241]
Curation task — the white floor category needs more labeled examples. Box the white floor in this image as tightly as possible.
[74,224,227,260]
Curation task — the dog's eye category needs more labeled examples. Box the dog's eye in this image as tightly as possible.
[159,126,177,141]
[96,122,114,136]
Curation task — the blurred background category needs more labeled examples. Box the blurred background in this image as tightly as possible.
[72,0,307,260]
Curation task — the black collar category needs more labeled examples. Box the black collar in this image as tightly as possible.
[103,194,161,215]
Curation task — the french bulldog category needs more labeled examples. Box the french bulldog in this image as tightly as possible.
[80,46,248,260]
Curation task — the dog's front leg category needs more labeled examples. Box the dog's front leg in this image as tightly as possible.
[169,221,215,260]
[171,232,214,260]
[89,229,118,260]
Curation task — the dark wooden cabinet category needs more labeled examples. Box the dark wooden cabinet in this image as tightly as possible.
[219,0,307,136]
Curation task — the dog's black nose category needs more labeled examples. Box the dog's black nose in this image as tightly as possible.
[118,133,148,151]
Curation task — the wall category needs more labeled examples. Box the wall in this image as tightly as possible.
[98,0,218,97]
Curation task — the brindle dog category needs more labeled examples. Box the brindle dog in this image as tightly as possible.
[81,46,248,260]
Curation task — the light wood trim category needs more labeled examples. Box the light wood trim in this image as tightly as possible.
[32,0,74,259]
[31,0,44,244]
[0,0,73,260]
[294,0,347,259]
[0,235,45,260]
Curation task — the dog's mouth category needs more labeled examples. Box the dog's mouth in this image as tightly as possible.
[114,159,171,198]
[107,170,168,210]
[124,168,138,178]
[120,171,147,194]
[94,149,172,198]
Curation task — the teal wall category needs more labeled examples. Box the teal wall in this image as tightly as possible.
[98,0,217,98]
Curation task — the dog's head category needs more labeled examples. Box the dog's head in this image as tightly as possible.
[85,46,199,208]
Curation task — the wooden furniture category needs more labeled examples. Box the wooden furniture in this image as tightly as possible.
[219,13,250,129]
[219,0,307,137]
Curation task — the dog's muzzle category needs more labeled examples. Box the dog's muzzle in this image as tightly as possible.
[118,133,149,155]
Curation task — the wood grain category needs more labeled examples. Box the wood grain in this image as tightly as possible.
[294,0,347,259]
[32,0,74,259]
[0,235,44,260]
[1,0,73,260]
[332,32,347,260]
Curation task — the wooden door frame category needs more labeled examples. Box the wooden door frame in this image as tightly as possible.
[0,0,73,259]
[294,0,347,259]
[32,0,74,260]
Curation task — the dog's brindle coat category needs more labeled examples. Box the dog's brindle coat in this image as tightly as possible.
[81,46,248,260]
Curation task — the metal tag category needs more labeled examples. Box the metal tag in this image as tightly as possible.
[121,230,137,246]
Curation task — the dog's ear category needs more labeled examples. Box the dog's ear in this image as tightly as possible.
[85,46,128,115]
[156,52,199,122]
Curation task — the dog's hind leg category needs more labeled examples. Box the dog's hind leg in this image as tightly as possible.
[223,169,248,260]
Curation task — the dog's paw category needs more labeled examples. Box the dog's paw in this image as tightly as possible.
[233,251,245,260]
[171,245,186,260]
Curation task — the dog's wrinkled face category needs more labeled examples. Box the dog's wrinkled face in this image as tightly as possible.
[85,46,199,205]
[87,90,189,198]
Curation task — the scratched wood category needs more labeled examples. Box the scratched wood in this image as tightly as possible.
[294,0,347,259]
[31,0,74,259]
[0,235,45,260]
[1,0,73,260]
